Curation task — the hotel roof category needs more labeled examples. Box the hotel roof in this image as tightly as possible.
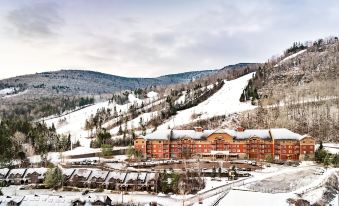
[142,128,305,141]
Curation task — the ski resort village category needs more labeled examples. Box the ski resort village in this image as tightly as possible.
[1,1,339,206]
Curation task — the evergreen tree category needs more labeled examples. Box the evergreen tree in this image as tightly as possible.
[44,167,62,189]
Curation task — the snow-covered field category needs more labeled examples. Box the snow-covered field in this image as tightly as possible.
[159,72,256,129]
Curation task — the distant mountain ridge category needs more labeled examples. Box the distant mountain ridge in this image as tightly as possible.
[0,63,257,95]
[0,69,218,94]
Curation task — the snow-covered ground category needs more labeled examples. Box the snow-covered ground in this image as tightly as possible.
[322,143,339,154]
[109,111,159,134]
[0,87,16,95]
[218,189,291,206]
[43,93,159,147]
[1,162,338,206]
[40,73,256,147]
[159,73,256,129]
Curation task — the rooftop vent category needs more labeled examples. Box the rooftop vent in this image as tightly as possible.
[194,127,204,132]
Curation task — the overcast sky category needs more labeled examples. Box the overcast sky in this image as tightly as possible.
[0,0,339,79]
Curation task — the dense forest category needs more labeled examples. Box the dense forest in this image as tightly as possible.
[0,118,71,166]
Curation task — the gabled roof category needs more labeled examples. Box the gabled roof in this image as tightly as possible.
[105,171,126,182]
[0,168,9,178]
[7,168,26,178]
[72,169,92,179]
[0,196,24,205]
[24,168,47,177]
[124,172,139,183]
[88,170,109,180]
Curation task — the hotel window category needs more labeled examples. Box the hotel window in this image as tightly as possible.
[237,149,240,152]
[136,141,138,143]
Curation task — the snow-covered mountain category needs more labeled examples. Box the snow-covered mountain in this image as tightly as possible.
[43,72,255,147]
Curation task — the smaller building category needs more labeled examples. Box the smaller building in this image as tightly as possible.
[5,168,27,185]
[68,169,92,188]
[23,168,48,184]
[0,195,24,206]
[87,170,109,189]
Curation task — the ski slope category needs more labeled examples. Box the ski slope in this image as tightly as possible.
[274,49,307,67]
[43,93,159,147]
[158,72,256,129]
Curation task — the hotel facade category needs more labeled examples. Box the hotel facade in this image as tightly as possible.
[134,127,315,161]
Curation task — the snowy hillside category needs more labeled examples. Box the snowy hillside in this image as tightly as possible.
[44,93,159,147]
[158,72,256,129]
[42,73,256,147]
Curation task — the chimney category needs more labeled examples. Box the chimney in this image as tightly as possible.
[235,127,245,132]
[194,127,204,132]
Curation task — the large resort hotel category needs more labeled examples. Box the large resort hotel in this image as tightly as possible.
[134,127,316,161]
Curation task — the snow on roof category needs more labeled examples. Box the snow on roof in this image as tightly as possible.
[105,171,127,182]
[24,168,48,177]
[0,168,9,177]
[88,170,109,180]
[81,195,109,204]
[0,196,24,204]
[137,172,147,182]
[233,129,271,139]
[73,169,92,178]
[144,129,214,140]
[145,173,156,182]
[7,168,26,177]
[21,195,75,206]
[61,168,75,177]
[270,128,302,140]
[144,128,303,141]
[124,172,139,183]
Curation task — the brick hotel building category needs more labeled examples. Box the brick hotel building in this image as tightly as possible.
[134,127,315,161]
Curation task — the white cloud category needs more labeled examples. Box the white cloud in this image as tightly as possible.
[0,0,339,79]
